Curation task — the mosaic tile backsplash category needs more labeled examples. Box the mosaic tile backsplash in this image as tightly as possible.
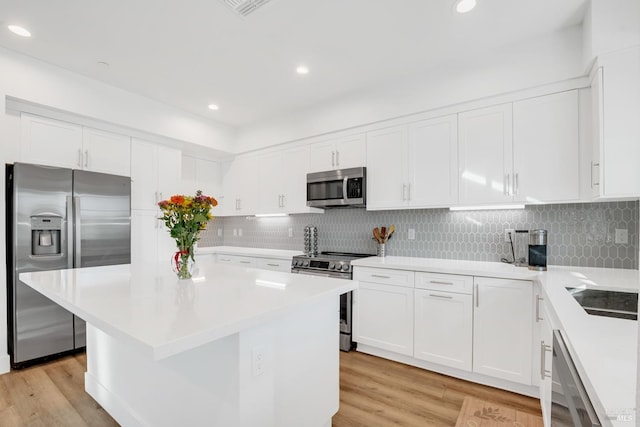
[198,201,639,269]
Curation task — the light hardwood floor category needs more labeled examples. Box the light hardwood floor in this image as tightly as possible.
[0,351,542,426]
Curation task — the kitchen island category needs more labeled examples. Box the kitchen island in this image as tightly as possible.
[19,260,356,427]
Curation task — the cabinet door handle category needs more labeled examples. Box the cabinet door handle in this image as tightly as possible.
[506,174,511,196]
[407,183,411,201]
[77,149,83,167]
[540,341,552,379]
[429,294,453,299]
[281,194,285,208]
[336,150,340,167]
[371,274,391,279]
[159,192,163,201]
[515,173,519,196]
[429,280,453,286]
[331,151,335,167]
[84,150,89,168]
[402,184,407,201]
[536,295,544,322]
[475,284,479,307]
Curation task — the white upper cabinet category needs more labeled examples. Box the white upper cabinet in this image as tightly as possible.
[222,155,258,216]
[366,115,458,210]
[131,138,181,211]
[182,156,222,198]
[309,133,365,172]
[409,115,458,207]
[366,125,409,209]
[591,46,640,198]
[458,104,513,205]
[513,91,580,203]
[82,127,131,176]
[21,114,131,176]
[257,146,319,215]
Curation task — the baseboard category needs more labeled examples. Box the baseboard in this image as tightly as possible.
[356,344,540,399]
[0,354,10,374]
[85,372,145,427]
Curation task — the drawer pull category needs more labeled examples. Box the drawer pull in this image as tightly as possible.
[267,263,279,267]
[240,260,251,264]
[220,258,231,262]
[429,280,453,286]
[429,294,453,299]
[371,274,391,279]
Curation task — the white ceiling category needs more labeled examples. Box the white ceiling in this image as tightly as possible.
[0,0,586,128]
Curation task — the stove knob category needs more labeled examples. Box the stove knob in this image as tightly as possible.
[328,263,335,270]
[303,260,309,267]
[342,264,350,272]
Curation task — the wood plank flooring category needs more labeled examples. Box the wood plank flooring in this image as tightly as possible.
[332,351,542,427]
[0,351,542,426]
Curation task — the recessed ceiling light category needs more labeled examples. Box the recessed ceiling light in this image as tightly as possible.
[208,104,219,111]
[296,65,309,75]
[454,0,477,14]
[8,25,31,38]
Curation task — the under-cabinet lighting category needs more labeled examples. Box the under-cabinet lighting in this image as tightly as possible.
[449,204,525,212]
[255,213,289,218]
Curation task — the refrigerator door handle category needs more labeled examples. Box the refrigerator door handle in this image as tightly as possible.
[66,196,74,269]
[73,196,81,268]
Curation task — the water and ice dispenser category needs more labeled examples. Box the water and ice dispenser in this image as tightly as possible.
[31,216,62,256]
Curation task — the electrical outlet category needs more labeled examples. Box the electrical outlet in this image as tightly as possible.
[238,228,243,237]
[288,228,293,238]
[408,228,416,240]
[615,229,629,244]
[252,346,265,377]
[504,229,515,242]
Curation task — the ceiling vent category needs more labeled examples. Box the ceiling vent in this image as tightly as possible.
[222,0,274,16]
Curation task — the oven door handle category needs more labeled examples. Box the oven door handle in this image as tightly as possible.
[293,269,347,279]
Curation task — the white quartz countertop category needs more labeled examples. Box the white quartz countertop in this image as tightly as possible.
[196,246,303,259]
[19,260,355,361]
[352,256,638,427]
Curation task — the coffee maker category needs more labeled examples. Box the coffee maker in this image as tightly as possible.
[528,229,548,271]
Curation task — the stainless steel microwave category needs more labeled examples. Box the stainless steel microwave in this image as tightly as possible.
[306,167,366,208]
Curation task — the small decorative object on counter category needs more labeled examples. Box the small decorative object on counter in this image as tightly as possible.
[304,225,318,257]
[372,225,395,257]
[158,190,218,280]
[528,229,548,271]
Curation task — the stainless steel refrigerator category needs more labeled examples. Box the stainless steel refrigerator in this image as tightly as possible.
[6,163,130,368]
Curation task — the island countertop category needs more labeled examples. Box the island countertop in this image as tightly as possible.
[19,260,355,361]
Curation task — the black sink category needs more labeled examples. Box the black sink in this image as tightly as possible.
[566,287,638,320]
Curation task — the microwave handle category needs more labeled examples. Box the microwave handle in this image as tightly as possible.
[343,176,349,199]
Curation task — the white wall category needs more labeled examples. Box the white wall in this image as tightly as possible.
[235,26,584,153]
[0,47,235,153]
[584,0,640,64]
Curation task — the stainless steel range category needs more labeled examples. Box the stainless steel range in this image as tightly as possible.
[291,251,373,351]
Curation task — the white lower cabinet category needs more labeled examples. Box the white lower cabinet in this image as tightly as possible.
[354,282,414,356]
[539,302,553,427]
[414,272,473,371]
[353,268,415,356]
[215,254,256,267]
[473,277,533,385]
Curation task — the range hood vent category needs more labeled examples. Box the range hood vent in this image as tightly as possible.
[222,0,274,16]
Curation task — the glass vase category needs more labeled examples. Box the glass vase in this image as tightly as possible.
[172,247,194,280]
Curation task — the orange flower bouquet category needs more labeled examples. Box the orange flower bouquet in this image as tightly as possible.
[158,190,218,279]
